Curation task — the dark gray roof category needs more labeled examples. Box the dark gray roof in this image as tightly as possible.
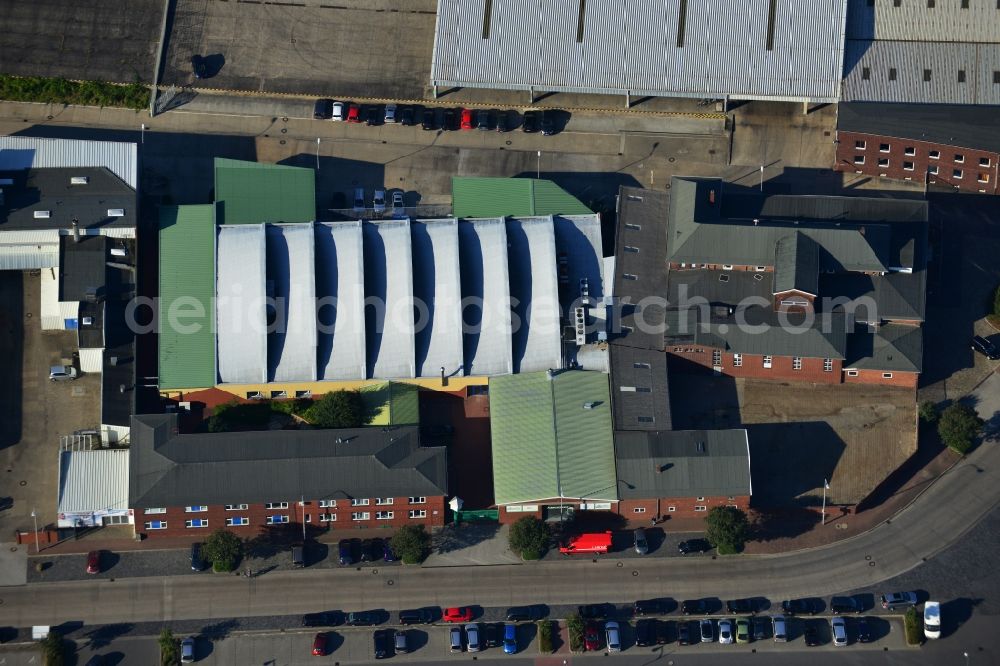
[59,235,107,301]
[667,269,773,308]
[615,429,751,499]
[129,415,449,508]
[0,167,136,231]
[822,272,925,322]
[838,103,1000,154]
[773,231,818,295]
[724,192,929,225]
[609,346,671,432]
[846,324,923,373]
[101,300,135,427]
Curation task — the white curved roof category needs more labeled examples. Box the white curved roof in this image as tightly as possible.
[412,219,464,378]
[217,225,267,384]
[315,222,367,380]
[267,223,317,382]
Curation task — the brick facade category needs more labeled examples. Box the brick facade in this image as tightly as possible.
[835,131,1000,195]
[667,348,842,384]
[843,368,918,389]
[134,496,447,539]
[499,496,751,524]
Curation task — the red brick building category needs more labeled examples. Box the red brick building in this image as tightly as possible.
[130,415,448,540]
[835,103,1000,195]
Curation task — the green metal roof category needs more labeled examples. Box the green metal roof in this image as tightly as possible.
[452,177,592,218]
[214,158,315,225]
[158,205,217,389]
[489,370,618,505]
[360,382,420,425]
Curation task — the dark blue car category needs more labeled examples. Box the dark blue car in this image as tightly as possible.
[503,623,517,654]
[338,539,354,566]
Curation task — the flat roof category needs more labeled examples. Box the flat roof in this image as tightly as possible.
[59,235,106,302]
[613,187,669,351]
[838,102,1000,154]
[266,223,318,382]
[459,218,513,376]
[452,177,592,218]
[216,224,267,384]
[552,213,605,309]
[609,346,672,432]
[412,219,464,378]
[1,167,136,232]
[315,222,367,380]
[214,158,315,225]
[506,217,562,373]
[363,220,416,379]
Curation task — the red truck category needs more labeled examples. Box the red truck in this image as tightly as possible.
[559,531,613,555]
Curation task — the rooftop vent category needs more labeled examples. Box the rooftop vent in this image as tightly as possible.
[583,402,598,410]
[107,209,125,217]
[70,176,89,185]
[34,210,51,219]
[697,441,705,453]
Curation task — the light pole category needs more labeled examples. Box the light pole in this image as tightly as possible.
[301,495,307,541]
[140,123,146,144]
[759,165,764,192]
[536,150,541,179]
[30,508,39,554]
[315,138,321,170]
[820,479,830,525]
[964,651,970,666]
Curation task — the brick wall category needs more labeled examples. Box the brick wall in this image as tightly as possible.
[617,496,750,520]
[134,496,447,539]
[835,131,999,195]
[843,368,918,389]
[667,348,842,384]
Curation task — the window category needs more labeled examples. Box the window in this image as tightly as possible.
[696,497,705,502]
[955,154,965,163]
[319,513,336,522]
[733,353,743,367]
[264,502,288,510]
[861,67,870,80]
[888,68,897,81]
[882,372,894,379]
[224,504,248,511]
[318,499,336,508]
[266,515,289,525]
[755,266,767,272]
[351,498,370,506]
[823,358,833,372]
[637,416,654,423]
[929,165,939,175]
[623,273,638,280]
[694,506,707,512]
[792,357,803,370]
[304,514,311,523]
[722,264,734,270]
[904,146,915,156]
[846,370,859,377]
[144,508,166,515]
[185,519,208,528]
[667,506,676,512]
[954,169,963,179]
[624,246,640,253]
[980,157,992,167]
[376,511,394,520]
[712,350,722,366]
[878,157,889,167]
[636,387,651,393]
[625,223,641,230]
[958,70,966,83]
[853,155,865,165]
[903,161,914,171]
[995,70,1000,84]
[962,0,969,7]
[923,69,932,82]
[352,512,370,521]
[145,520,167,530]
[226,517,249,526]
[185,506,207,513]
[633,507,646,514]
[763,355,772,369]
[408,496,427,504]
[409,509,428,519]
[854,140,866,149]
[927,0,934,6]
[979,173,991,183]
[633,362,651,369]
[929,150,940,159]
[375,498,394,505]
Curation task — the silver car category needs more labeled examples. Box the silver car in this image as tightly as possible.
[373,189,386,214]
[633,528,648,555]
[49,365,78,381]
[384,103,397,123]
[605,620,621,652]
[180,636,195,663]
[465,623,481,652]
[831,616,847,647]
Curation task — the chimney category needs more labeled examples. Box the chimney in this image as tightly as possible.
[71,218,80,243]
[655,463,663,474]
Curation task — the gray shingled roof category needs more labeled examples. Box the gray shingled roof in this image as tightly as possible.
[846,324,923,373]
[128,415,448,508]
[615,429,752,499]
[773,232,818,296]
[838,103,1000,155]
[609,346,672,432]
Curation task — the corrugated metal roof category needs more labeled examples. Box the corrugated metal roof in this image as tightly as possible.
[266,223,318,382]
[452,177,592,217]
[214,158,315,225]
[0,245,58,270]
[411,219,464,378]
[847,0,1000,42]
[432,0,848,103]
[58,449,130,513]
[459,218,513,376]
[315,222,367,380]
[363,220,416,379]
[505,216,562,373]
[217,224,267,384]
[158,205,216,390]
[842,41,1000,105]
[0,135,137,189]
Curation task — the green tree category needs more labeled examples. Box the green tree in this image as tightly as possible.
[566,613,585,652]
[206,414,231,432]
[918,400,939,424]
[306,390,364,428]
[158,628,179,666]
[704,505,750,555]
[508,516,550,560]
[389,525,432,564]
[537,620,554,653]
[938,403,984,454]
[201,528,243,572]
[40,631,65,666]
[903,607,922,646]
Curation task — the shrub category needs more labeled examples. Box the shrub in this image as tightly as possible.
[567,613,585,652]
[508,516,550,560]
[40,631,66,666]
[704,505,750,555]
[390,525,431,564]
[0,74,149,110]
[537,620,553,653]
[903,607,921,646]
[304,390,364,428]
[938,403,984,454]
[206,415,230,433]
[918,400,938,424]
[201,529,242,572]
[158,628,179,666]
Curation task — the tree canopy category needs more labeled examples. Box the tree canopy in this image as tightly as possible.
[508,516,550,560]
[306,390,365,428]
[390,525,432,564]
[201,528,243,572]
[938,403,984,455]
[704,506,750,555]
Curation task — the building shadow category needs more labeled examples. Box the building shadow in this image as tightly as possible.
[746,421,847,507]
[0,272,23,449]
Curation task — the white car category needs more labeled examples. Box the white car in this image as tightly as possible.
[331,101,344,121]
[384,103,397,123]
[605,621,621,652]
[718,619,733,644]
[831,616,847,646]
[924,601,941,639]
[391,190,405,217]
[373,189,386,213]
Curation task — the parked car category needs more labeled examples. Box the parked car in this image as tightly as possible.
[331,101,345,121]
[391,191,405,216]
[484,622,502,648]
[443,607,474,623]
[347,104,361,123]
[360,538,377,562]
[373,629,390,659]
[365,106,381,126]
[655,619,671,644]
[718,619,733,645]
[880,591,919,610]
[190,55,208,79]
[311,633,328,656]
[449,626,463,652]
[302,612,341,627]
[681,599,708,615]
[398,608,434,625]
[771,615,787,642]
[291,544,305,568]
[522,110,540,133]
[803,620,820,647]
[699,619,714,643]
[583,621,602,651]
[578,604,610,620]
[605,621,621,652]
[345,611,380,626]
[633,528,649,555]
[476,109,491,130]
[421,108,436,130]
[181,636,195,662]
[384,103,397,124]
[465,623,481,652]
[677,621,692,645]
[635,619,654,647]
[496,110,510,132]
[856,616,871,643]
[382,540,397,562]
[677,538,712,554]
[831,616,848,647]
[503,622,518,654]
[49,365,78,381]
[781,598,819,615]
[634,599,662,616]
[726,598,755,614]
[399,106,416,126]
[924,601,941,639]
[735,617,750,643]
[972,335,999,360]
[373,190,386,214]
[506,605,542,622]
[830,596,862,614]
[540,110,556,135]
[190,542,204,571]
[442,109,456,130]
[753,615,769,641]
[86,550,101,574]
[394,629,409,653]
[352,188,365,213]
[460,108,474,130]
[313,98,333,120]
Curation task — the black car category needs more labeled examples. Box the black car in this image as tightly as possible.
[781,598,820,615]
[373,629,390,659]
[398,608,434,625]
[726,598,755,614]
[803,620,821,647]
[752,616,769,641]
[338,539,355,565]
[399,106,416,126]
[522,110,540,133]
[972,335,999,360]
[496,110,510,132]
[540,111,556,135]
[677,621,692,645]
[830,596,862,614]
[634,599,662,616]
[442,109,457,131]
[578,604,611,620]
[365,538,384,562]
[484,622,502,648]
[856,617,872,643]
[360,539,376,562]
[313,98,333,120]
[191,54,208,79]
[365,106,381,126]
[655,619,672,645]
[635,619,655,647]
[190,542,204,571]
[346,610,381,626]
[506,605,542,622]
[681,599,708,615]
[476,109,492,130]
[677,539,712,554]
[302,611,342,627]
[421,109,437,130]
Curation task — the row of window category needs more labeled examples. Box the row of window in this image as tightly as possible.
[885,0,1000,9]
[713,352,835,372]
[151,498,430,514]
[633,505,707,513]
[846,370,894,379]
[144,510,430,530]
[852,156,991,182]
[854,141,993,168]
[860,67,1000,85]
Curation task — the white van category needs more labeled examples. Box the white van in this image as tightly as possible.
[924,601,941,639]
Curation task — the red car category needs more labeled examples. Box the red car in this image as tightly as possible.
[346,104,361,123]
[86,550,101,574]
[311,632,328,656]
[442,607,473,623]
[584,621,603,651]
[460,108,474,130]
